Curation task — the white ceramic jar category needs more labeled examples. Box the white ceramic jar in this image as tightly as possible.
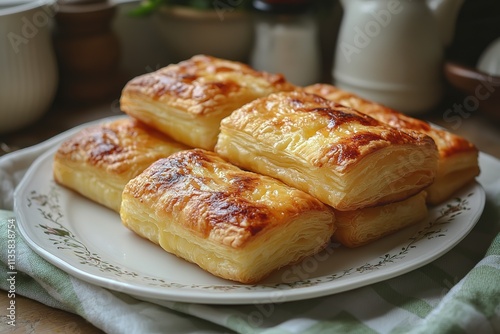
[250,11,321,86]
[249,0,322,86]
[0,0,58,134]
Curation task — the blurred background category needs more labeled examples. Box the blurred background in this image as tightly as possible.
[0,0,499,155]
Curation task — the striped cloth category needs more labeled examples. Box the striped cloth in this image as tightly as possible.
[1,123,499,334]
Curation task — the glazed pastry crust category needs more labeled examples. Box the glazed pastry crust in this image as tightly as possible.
[53,117,189,212]
[215,91,438,211]
[333,191,428,248]
[120,149,336,284]
[304,84,480,204]
[120,55,295,150]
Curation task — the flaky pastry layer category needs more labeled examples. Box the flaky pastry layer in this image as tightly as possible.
[120,55,295,150]
[304,84,480,204]
[333,191,428,248]
[120,149,336,284]
[53,117,189,212]
[215,91,438,211]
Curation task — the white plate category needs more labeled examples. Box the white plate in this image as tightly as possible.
[15,145,485,305]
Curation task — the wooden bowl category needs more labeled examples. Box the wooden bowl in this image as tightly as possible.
[444,62,500,123]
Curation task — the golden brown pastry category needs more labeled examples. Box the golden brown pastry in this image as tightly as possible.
[215,91,439,211]
[304,84,480,205]
[53,117,189,212]
[333,191,428,248]
[120,149,336,284]
[120,55,296,150]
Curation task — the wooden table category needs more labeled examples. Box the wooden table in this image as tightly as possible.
[1,99,499,333]
[0,294,104,333]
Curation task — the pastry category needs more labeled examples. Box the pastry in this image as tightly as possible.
[215,91,439,211]
[53,117,189,212]
[120,149,336,284]
[120,55,296,150]
[304,84,480,204]
[333,191,428,248]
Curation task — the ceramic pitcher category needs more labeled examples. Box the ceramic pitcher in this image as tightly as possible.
[333,0,463,114]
